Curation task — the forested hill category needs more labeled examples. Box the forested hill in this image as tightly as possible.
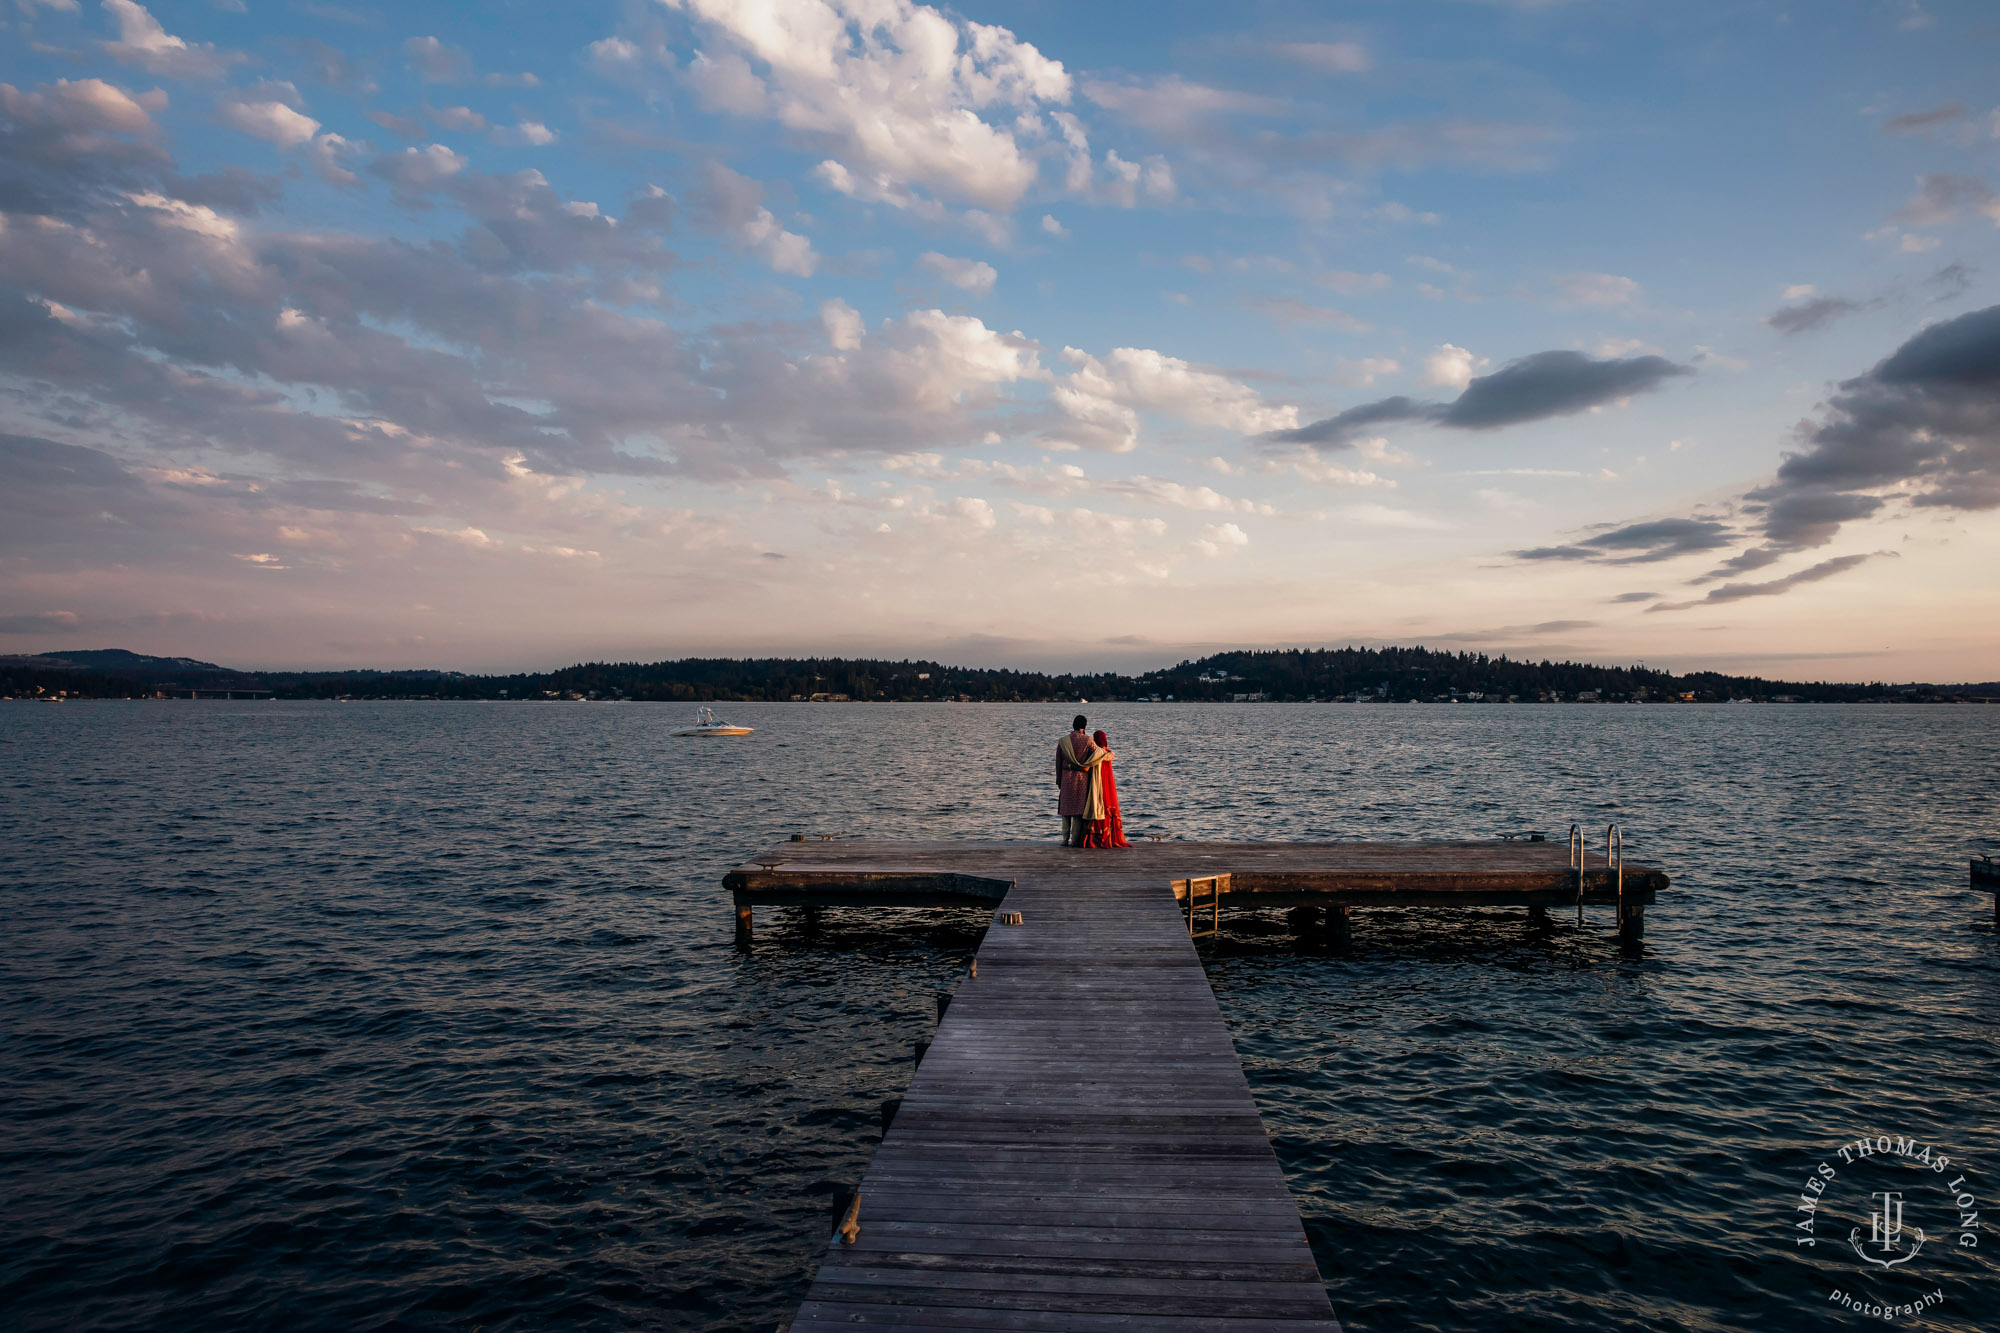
[5,646,1992,703]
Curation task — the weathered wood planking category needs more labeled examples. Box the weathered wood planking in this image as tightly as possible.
[786,870,1343,1331]
[726,838,1666,911]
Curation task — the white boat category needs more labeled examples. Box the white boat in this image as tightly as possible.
[673,706,753,737]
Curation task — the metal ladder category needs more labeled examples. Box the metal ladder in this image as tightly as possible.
[1179,874,1225,939]
[1571,822,1622,926]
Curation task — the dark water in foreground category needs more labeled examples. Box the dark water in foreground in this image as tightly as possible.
[2,702,1997,1332]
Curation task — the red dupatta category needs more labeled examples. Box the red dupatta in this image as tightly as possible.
[1080,729,1129,848]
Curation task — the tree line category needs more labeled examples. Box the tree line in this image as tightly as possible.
[7,645,1987,703]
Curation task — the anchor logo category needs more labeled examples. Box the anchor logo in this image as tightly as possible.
[1848,1191,1925,1269]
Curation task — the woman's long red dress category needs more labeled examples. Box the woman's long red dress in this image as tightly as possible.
[1081,736,1128,848]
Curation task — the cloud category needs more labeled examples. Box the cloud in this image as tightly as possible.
[491,120,557,147]
[1316,269,1391,295]
[1649,554,1883,611]
[1884,103,1964,133]
[1333,357,1400,387]
[666,0,1071,212]
[218,99,321,149]
[1551,271,1639,308]
[1267,42,1370,74]
[102,0,242,79]
[1728,303,2000,559]
[429,105,487,133]
[1441,350,1688,427]
[1083,75,1285,135]
[306,133,361,185]
[690,161,817,275]
[1050,347,1298,452]
[1512,517,1734,564]
[917,250,997,296]
[371,142,467,203]
[2,75,164,136]
[1245,295,1369,331]
[1267,349,1690,446]
[1040,214,1068,237]
[1517,305,2000,591]
[404,35,470,82]
[1421,343,1485,390]
[1892,174,2000,228]
[1195,520,1249,555]
[0,610,83,635]
[1765,294,1865,334]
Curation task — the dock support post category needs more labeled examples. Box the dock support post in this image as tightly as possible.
[1527,904,1550,929]
[1328,905,1352,952]
[802,904,823,934]
[1286,905,1318,943]
[734,900,753,950]
[1618,902,1645,948]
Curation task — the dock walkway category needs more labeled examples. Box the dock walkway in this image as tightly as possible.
[786,866,1342,1331]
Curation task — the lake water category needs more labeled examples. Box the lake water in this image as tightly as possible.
[2,701,1996,1331]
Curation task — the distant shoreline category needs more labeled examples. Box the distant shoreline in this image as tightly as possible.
[5,645,1994,706]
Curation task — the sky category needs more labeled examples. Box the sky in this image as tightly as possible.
[2,0,1998,678]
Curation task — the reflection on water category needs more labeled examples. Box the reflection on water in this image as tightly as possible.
[2,701,1996,1331]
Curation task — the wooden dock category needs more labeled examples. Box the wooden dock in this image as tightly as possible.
[728,838,1665,949]
[735,840,1666,1330]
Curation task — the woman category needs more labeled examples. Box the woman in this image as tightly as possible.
[1080,728,1129,848]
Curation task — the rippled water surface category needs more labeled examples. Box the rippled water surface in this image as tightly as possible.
[3,702,1997,1331]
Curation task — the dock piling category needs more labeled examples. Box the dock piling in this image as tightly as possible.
[1328,903,1353,952]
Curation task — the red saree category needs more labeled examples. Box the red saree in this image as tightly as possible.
[1080,729,1129,848]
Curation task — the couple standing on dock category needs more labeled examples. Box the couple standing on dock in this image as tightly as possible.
[1055,716,1128,849]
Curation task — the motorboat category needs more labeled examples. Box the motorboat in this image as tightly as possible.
[673,705,753,737]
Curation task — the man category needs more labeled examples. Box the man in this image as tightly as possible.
[1055,715,1108,847]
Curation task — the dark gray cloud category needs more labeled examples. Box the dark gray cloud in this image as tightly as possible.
[1928,262,1975,300]
[1264,395,1429,445]
[1649,554,1884,612]
[1440,350,1689,429]
[1730,303,2000,558]
[1609,591,1657,603]
[1537,303,2000,597]
[1513,517,1734,564]
[1766,295,1866,335]
[1884,103,1964,133]
[1267,350,1690,446]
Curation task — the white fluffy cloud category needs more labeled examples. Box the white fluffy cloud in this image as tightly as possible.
[1049,347,1299,452]
[219,99,321,149]
[102,0,240,79]
[1422,343,1487,390]
[918,251,998,296]
[0,77,165,136]
[664,0,1072,212]
[1195,521,1250,556]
